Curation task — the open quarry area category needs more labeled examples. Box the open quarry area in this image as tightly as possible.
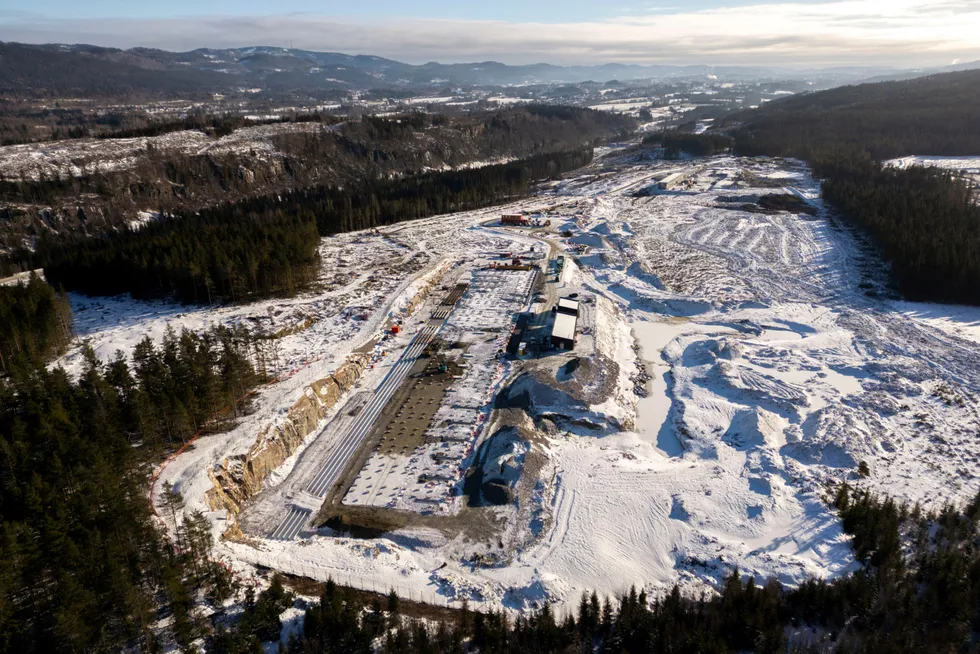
[89,149,980,614]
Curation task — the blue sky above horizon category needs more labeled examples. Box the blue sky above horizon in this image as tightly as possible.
[2,0,979,67]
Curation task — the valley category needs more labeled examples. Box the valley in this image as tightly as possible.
[3,9,980,648]
[93,149,980,615]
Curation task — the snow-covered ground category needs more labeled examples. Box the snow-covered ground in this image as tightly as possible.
[0,122,325,181]
[74,152,980,615]
[59,230,427,378]
[886,155,980,173]
[0,268,43,287]
[885,154,980,189]
[589,100,657,112]
[344,267,536,515]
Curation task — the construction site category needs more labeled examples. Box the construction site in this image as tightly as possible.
[225,214,596,541]
[141,153,980,616]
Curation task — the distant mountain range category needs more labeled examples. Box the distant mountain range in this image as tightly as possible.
[1,41,977,97]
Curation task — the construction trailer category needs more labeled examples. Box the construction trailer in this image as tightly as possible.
[556,297,580,316]
[501,213,529,226]
[551,312,577,350]
[550,295,580,350]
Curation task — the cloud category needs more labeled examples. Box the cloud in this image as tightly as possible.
[1,0,978,67]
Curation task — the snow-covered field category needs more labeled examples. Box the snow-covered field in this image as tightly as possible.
[0,122,325,181]
[886,154,980,189]
[886,155,980,173]
[59,230,426,378]
[78,152,980,615]
[589,100,656,112]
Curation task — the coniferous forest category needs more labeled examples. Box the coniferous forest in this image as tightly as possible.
[0,273,73,374]
[42,212,321,304]
[642,132,734,158]
[223,147,593,237]
[818,155,980,304]
[722,69,980,305]
[0,308,261,650]
[725,69,980,162]
[0,105,631,261]
[37,149,592,303]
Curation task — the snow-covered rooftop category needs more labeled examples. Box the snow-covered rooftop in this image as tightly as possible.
[552,312,577,341]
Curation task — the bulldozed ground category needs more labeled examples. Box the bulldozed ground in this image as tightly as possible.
[318,355,466,527]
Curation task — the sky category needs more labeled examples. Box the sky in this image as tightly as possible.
[1,0,979,68]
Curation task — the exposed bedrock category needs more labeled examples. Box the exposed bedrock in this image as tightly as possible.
[205,262,451,517]
[206,353,368,515]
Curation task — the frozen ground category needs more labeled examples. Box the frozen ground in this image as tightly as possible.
[137,153,980,613]
[0,122,325,181]
[344,267,536,515]
[885,155,980,189]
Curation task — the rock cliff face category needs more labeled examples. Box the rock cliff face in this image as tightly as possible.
[400,259,450,316]
[204,260,450,518]
[206,353,367,515]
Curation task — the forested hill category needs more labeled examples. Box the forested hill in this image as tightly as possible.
[39,149,594,304]
[719,70,980,306]
[0,106,632,267]
[723,69,980,160]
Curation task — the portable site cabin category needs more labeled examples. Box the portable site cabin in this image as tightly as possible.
[551,312,577,350]
[501,213,529,226]
[550,296,580,350]
[556,297,580,316]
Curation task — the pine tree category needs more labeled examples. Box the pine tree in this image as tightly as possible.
[160,481,186,549]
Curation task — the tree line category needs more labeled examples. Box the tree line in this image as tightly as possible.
[0,106,628,261]
[235,148,593,236]
[643,132,734,158]
[93,111,340,141]
[0,273,73,375]
[819,154,980,304]
[40,212,321,304]
[37,149,593,304]
[208,483,980,653]
[724,69,980,162]
[717,69,980,304]
[0,108,340,146]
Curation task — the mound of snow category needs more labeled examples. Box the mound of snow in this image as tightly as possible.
[502,573,571,612]
[626,261,666,290]
[568,232,605,248]
[723,407,788,449]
